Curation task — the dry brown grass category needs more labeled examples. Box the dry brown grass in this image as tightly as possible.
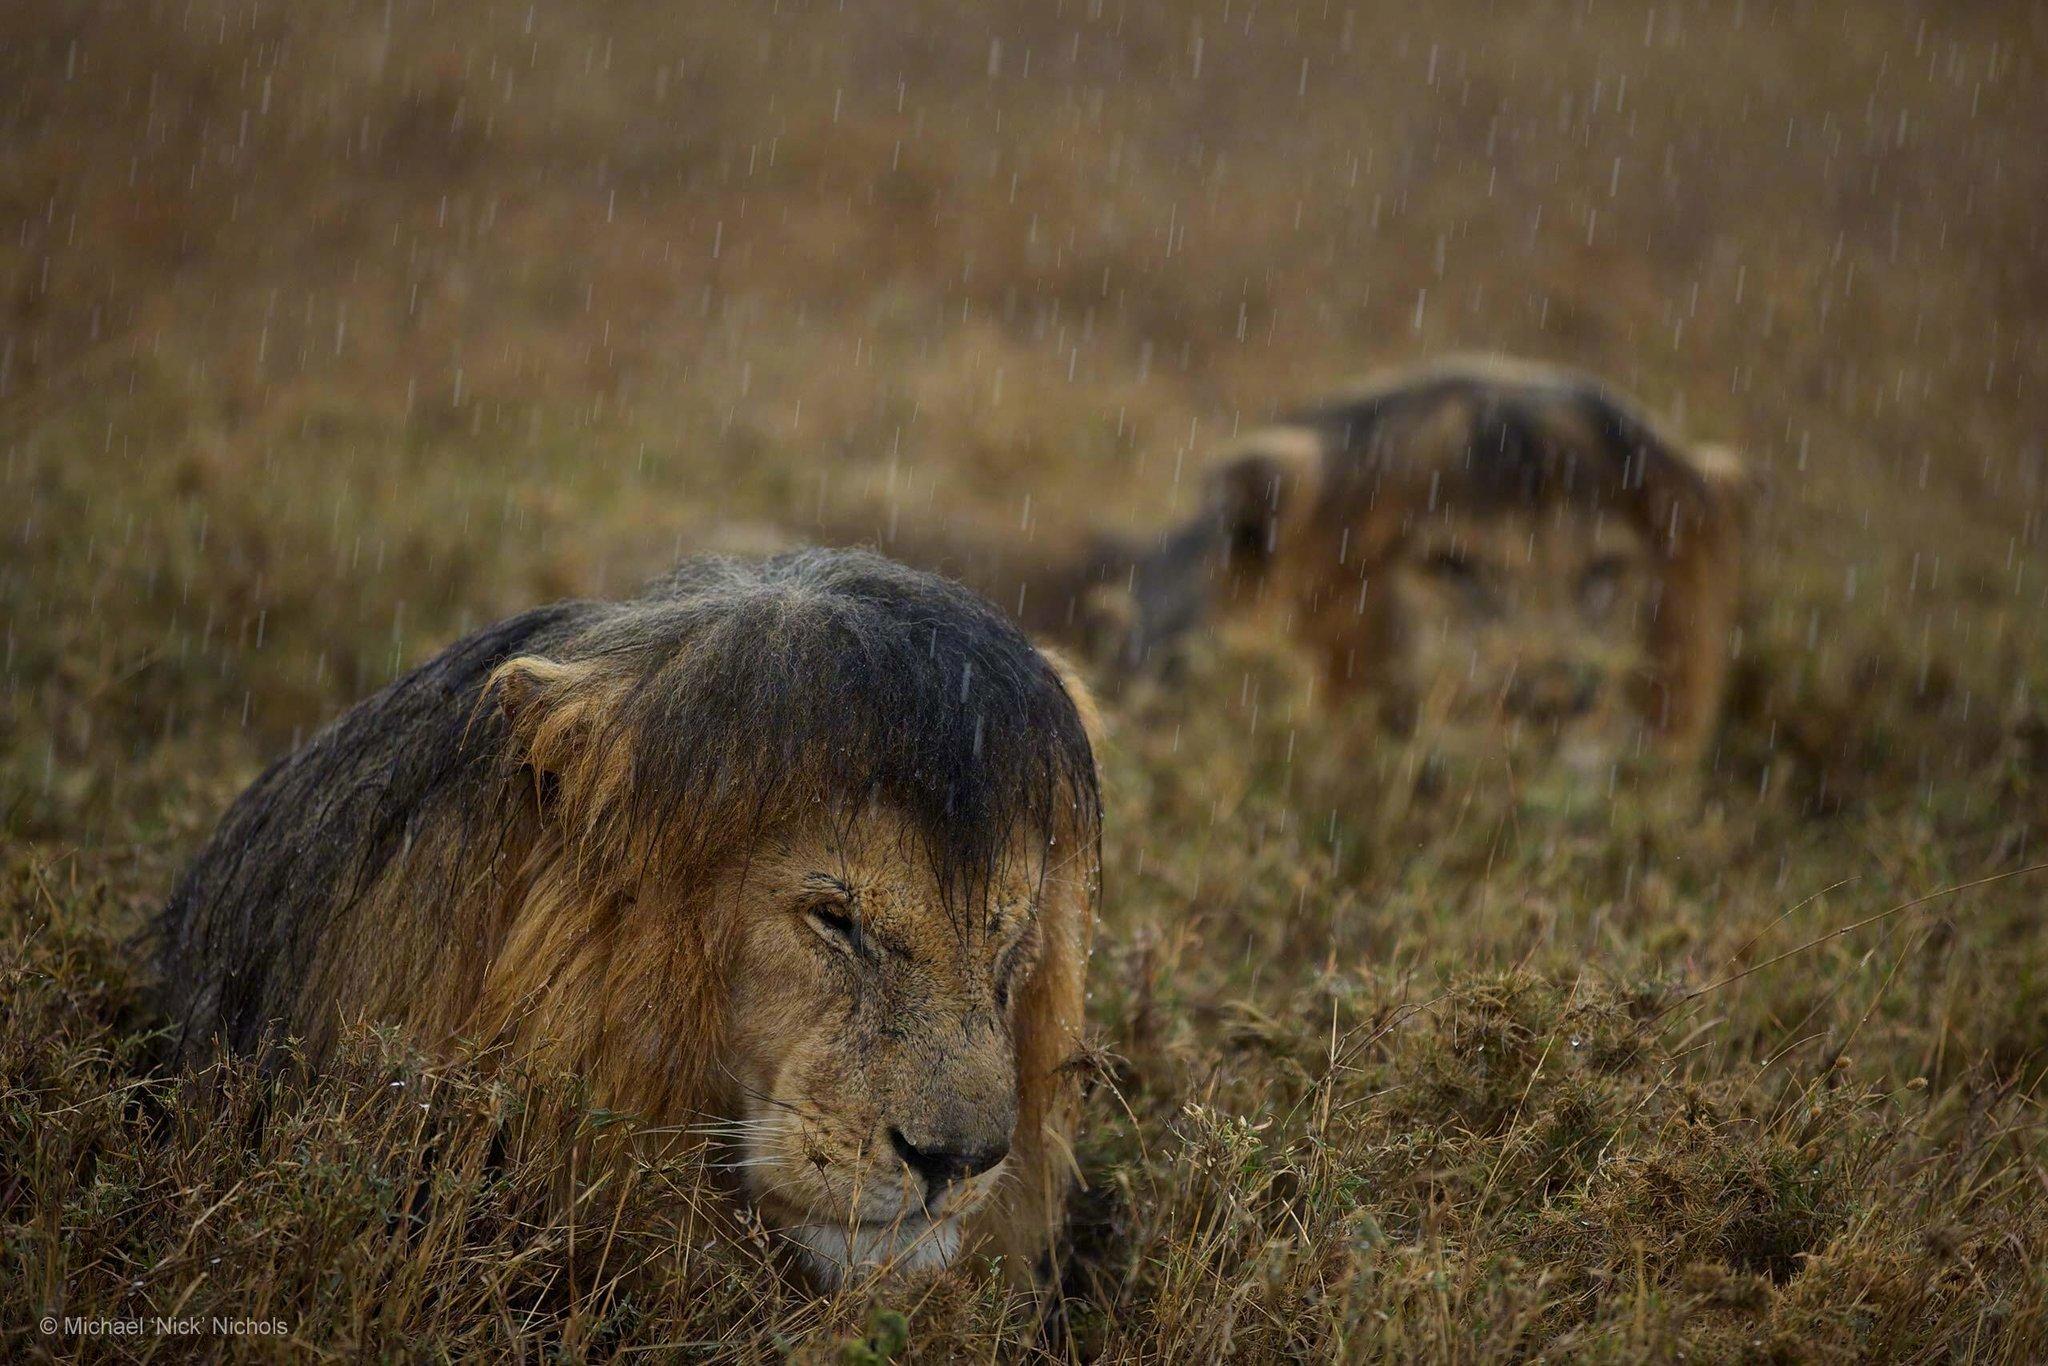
[4,0,2047,1360]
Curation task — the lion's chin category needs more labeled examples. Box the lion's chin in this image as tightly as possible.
[783,1214,965,1288]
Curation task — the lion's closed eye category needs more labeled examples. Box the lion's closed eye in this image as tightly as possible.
[1421,547,1478,582]
[1416,544,1505,617]
[800,890,863,955]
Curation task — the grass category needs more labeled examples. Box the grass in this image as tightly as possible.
[4,0,2047,1359]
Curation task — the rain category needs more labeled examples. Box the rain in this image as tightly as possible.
[3,0,2044,1358]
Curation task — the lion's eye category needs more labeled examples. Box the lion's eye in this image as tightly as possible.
[1421,547,1477,582]
[1419,547,1500,615]
[803,900,862,954]
[1578,555,1630,617]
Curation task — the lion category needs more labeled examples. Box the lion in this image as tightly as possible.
[154,548,1102,1289]
[1118,356,1750,773]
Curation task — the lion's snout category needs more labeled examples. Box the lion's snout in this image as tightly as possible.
[879,1026,1019,1204]
[1503,658,1604,724]
[887,1123,1009,1201]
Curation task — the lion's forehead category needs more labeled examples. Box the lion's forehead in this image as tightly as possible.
[748,812,1045,945]
[1409,508,1650,576]
[1416,502,1627,541]
[845,870,1040,951]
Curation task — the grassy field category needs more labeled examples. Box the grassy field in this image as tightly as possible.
[4,0,2047,1359]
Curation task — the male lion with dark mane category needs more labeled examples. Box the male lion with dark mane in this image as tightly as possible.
[1121,356,1750,775]
[155,549,1102,1288]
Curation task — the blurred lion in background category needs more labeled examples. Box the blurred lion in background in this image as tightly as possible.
[155,549,1102,1289]
[1121,356,1750,775]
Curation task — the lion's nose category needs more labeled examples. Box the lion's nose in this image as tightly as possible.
[1505,661,1600,722]
[889,1126,1009,1195]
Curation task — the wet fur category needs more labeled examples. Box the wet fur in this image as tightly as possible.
[1123,356,1749,760]
[794,510,1147,660]
[154,547,1101,1278]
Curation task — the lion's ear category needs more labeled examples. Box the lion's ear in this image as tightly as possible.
[1113,427,1325,674]
[486,655,617,792]
[1642,443,1751,758]
[1685,442,1753,531]
[1039,646,1107,753]
[1202,425,1325,580]
[491,655,599,722]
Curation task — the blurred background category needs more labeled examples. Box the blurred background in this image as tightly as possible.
[6,0,2041,780]
[4,1,2047,1358]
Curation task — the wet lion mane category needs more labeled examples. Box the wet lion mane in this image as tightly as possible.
[1125,355,1749,756]
[154,549,1102,1189]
